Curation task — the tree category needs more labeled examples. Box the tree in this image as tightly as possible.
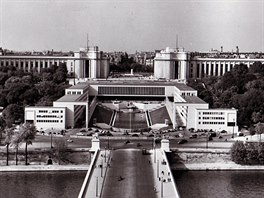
[249,126,256,136]
[230,141,247,164]
[2,104,24,127]
[4,127,14,166]
[54,138,68,165]
[0,72,9,85]
[53,71,67,84]
[258,143,264,165]
[249,62,264,75]
[255,122,264,143]
[37,81,56,96]
[11,132,23,165]
[245,143,259,164]
[252,111,264,123]
[0,117,5,145]
[19,123,37,165]
[220,72,235,90]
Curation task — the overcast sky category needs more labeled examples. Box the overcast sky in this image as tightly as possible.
[0,0,263,53]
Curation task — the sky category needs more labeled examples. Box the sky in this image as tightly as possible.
[0,0,264,53]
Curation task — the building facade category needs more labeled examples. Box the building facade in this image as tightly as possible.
[24,106,66,130]
[154,47,264,81]
[25,80,238,134]
[0,46,110,80]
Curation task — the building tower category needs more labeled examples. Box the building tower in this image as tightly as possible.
[154,47,189,81]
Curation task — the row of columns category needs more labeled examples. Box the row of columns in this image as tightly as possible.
[0,59,65,72]
[190,61,252,78]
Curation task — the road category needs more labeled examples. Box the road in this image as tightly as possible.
[31,135,233,150]
[101,149,157,198]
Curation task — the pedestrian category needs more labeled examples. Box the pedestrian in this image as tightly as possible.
[154,186,157,193]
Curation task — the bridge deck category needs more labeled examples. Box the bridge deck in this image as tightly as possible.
[79,148,180,198]
[101,149,157,198]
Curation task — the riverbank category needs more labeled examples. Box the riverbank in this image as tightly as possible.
[0,164,89,172]
[170,148,264,171]
[172,162,264,171]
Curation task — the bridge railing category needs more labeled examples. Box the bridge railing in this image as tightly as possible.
[161,149,181,198]
[78,149,100,198]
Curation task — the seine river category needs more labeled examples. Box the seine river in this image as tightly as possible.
[173,170,264,198]
[0,171,86,198]
[1,170,264,198]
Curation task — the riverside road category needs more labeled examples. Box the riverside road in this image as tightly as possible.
[28,135,233,150]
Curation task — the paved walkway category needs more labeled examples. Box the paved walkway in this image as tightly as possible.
[0,164,88,172]
[150,149,180,198]
[82,150,111,198]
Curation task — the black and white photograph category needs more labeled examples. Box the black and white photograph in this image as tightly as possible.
[0,0,264,197]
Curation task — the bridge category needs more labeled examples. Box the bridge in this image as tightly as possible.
[78,137,180,198]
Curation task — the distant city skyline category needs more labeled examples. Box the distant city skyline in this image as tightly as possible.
[0,0,263,53]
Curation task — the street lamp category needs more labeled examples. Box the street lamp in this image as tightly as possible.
[206,132,208,149]
[232,118,235,138]
[101,158,103,177]
[161,176,164,198]
[107,136,109,149]
[50,128,53,149]
[96,176,98,197]
[154,135,156,163]
[157,160,159,178]
[105,147,107,163]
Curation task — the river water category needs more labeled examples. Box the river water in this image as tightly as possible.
[1,170,264,198]
[0,171,86,198]
[173,170,264,198]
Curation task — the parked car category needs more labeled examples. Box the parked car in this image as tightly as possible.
[190,134,198,139]
[238,132,244,137]
[210,132,217,137]
[154,138,161,144]
[124,140,130,144]
[178,139,188,144]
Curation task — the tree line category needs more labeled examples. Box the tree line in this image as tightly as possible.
[231,122,264,165]
[0,63,69,127]
[4,123,36,165]
[110,52,153,73]
[188,62,264,127]
[2,123,69,166]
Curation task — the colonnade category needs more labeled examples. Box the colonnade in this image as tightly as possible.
[190,60,256,78]
[0,58,66,72]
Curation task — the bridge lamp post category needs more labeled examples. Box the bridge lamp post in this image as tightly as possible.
[157,160,159,178]
[232,118,235,139]
[154,135,156,163]
[50,128,53,149]
[107,137,109,150]
[206,132,208,149]
[161,176,164,198]
[101,158,103,177]
[96,176,98,197]
[105,147,107,163]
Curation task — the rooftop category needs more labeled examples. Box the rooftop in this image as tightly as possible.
[84,79,194,90]
[183,96,207,104]
[25,106,66,109]
[67,83,89,90]
[55,94,87,102]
